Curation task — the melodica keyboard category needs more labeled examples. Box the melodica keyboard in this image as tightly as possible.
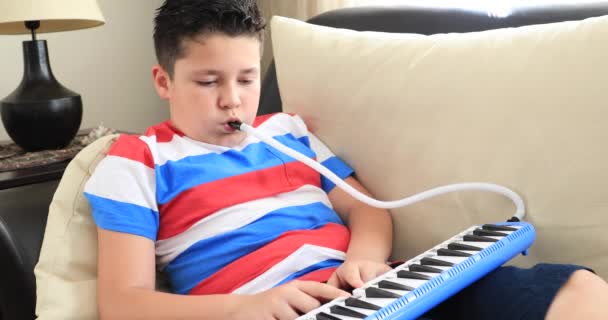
[298,222,535,320]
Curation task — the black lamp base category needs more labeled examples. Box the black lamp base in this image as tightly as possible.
[1,96,82,152]
[1,40,82,152]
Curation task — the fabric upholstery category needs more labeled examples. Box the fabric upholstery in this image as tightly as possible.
[259,4,608,115]
[270,15,608,279]
[34,135,117,320]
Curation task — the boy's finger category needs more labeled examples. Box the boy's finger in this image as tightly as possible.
[287,291,322,314]
[361,264,391,283]
[341,264,365,288]
[297,281,351,300]
[360,268,377,283]
[347,276,365,289]
[274,303,300,320]
[326,273,341,288]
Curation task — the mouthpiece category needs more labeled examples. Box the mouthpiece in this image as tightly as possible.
[228,121,242,130]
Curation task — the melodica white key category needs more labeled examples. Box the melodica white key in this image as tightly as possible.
[297,222,535,320]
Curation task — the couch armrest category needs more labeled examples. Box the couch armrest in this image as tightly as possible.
[0,180,59,320]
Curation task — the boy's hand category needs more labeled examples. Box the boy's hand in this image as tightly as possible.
[237,280,350,320]
[327,259,392,290]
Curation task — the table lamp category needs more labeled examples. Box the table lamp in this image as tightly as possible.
[0,1,105,151]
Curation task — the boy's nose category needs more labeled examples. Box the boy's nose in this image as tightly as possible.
[219,84,241,109]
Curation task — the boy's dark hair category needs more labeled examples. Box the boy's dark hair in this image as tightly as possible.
[153,0,266,77]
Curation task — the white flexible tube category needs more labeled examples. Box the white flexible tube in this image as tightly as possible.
[239,123,526,220]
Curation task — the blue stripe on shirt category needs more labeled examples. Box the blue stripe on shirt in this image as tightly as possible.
[164,202,344,294]
[85,192,159,241]
[156,134,314,204]
[320,156,354,193]
[274,259,343,287]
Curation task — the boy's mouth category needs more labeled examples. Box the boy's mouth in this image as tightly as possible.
[223,123,236,133]
[223,118,241,133]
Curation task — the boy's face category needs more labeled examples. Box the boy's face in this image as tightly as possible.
[153,34,261,147]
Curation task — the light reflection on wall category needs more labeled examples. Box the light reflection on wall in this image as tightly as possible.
[349,0,596,18]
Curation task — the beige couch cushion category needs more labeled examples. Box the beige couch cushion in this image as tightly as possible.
[34,135,119,319]
[271,15,608,279]
[33,133,174,320]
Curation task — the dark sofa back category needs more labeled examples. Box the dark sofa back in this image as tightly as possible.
[0,181,59,320]
[259,2,608,115]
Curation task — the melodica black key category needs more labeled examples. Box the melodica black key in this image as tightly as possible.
[329,305,366,319]
[437,248,472,257]
[421,257,454,267]
[463,234,498,242]
[482,224,518,232]
[397,270,433,280]
[316,312,341,320]
[378,280,415,291]
[344,297,381,311]
[473,228,508,237]
[409,263,443,273]
[365,286,402,298]
[448,242,482,251]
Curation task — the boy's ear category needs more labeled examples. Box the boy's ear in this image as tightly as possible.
[152,64,171,100]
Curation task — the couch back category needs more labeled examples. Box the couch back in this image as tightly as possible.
[259,2,608,115]
[268,4,608,279]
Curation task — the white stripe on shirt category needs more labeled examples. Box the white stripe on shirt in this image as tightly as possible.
[308,133,334,163]
[232,244,346,294]
[84,155,158,211]
[147,113,310,166]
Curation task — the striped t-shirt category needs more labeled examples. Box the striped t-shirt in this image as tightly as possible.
[84,112,354,295]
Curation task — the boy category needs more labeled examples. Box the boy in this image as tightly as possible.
[84,0,608,319]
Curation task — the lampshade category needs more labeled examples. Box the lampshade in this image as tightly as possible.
[0,0,105,34]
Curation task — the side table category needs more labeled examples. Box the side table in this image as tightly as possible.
[0,160,69,190]
[0,127,121,190]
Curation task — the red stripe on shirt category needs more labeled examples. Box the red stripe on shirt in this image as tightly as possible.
[107,134,155,169]
[253,113,278,127]
[157,160,322,240]
[252,112,297,127]
[144,121,185,143]
[188,223,350,295]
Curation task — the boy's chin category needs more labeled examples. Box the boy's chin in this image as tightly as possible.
[217,131,247,147]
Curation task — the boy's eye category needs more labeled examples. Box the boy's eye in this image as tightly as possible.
[196,80,216,86]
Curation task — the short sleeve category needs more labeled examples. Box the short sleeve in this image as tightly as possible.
[307,133,354,193]
[286,114,354,193]
[83,135,159,241]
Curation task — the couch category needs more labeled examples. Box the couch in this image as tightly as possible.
[2,3,608,319]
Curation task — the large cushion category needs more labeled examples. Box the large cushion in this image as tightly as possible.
[33,133,178,320]
[271,15,608,279]
[34,135,119,319]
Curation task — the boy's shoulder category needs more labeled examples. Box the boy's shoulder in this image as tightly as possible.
[112,121,182,147]
[105,133,154,167]
[142,121,183,143]
[104,121,176,165]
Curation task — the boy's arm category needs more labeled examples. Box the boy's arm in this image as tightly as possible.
[96,228,240,319]
[96,228,349,319]
[327,176,393,288]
